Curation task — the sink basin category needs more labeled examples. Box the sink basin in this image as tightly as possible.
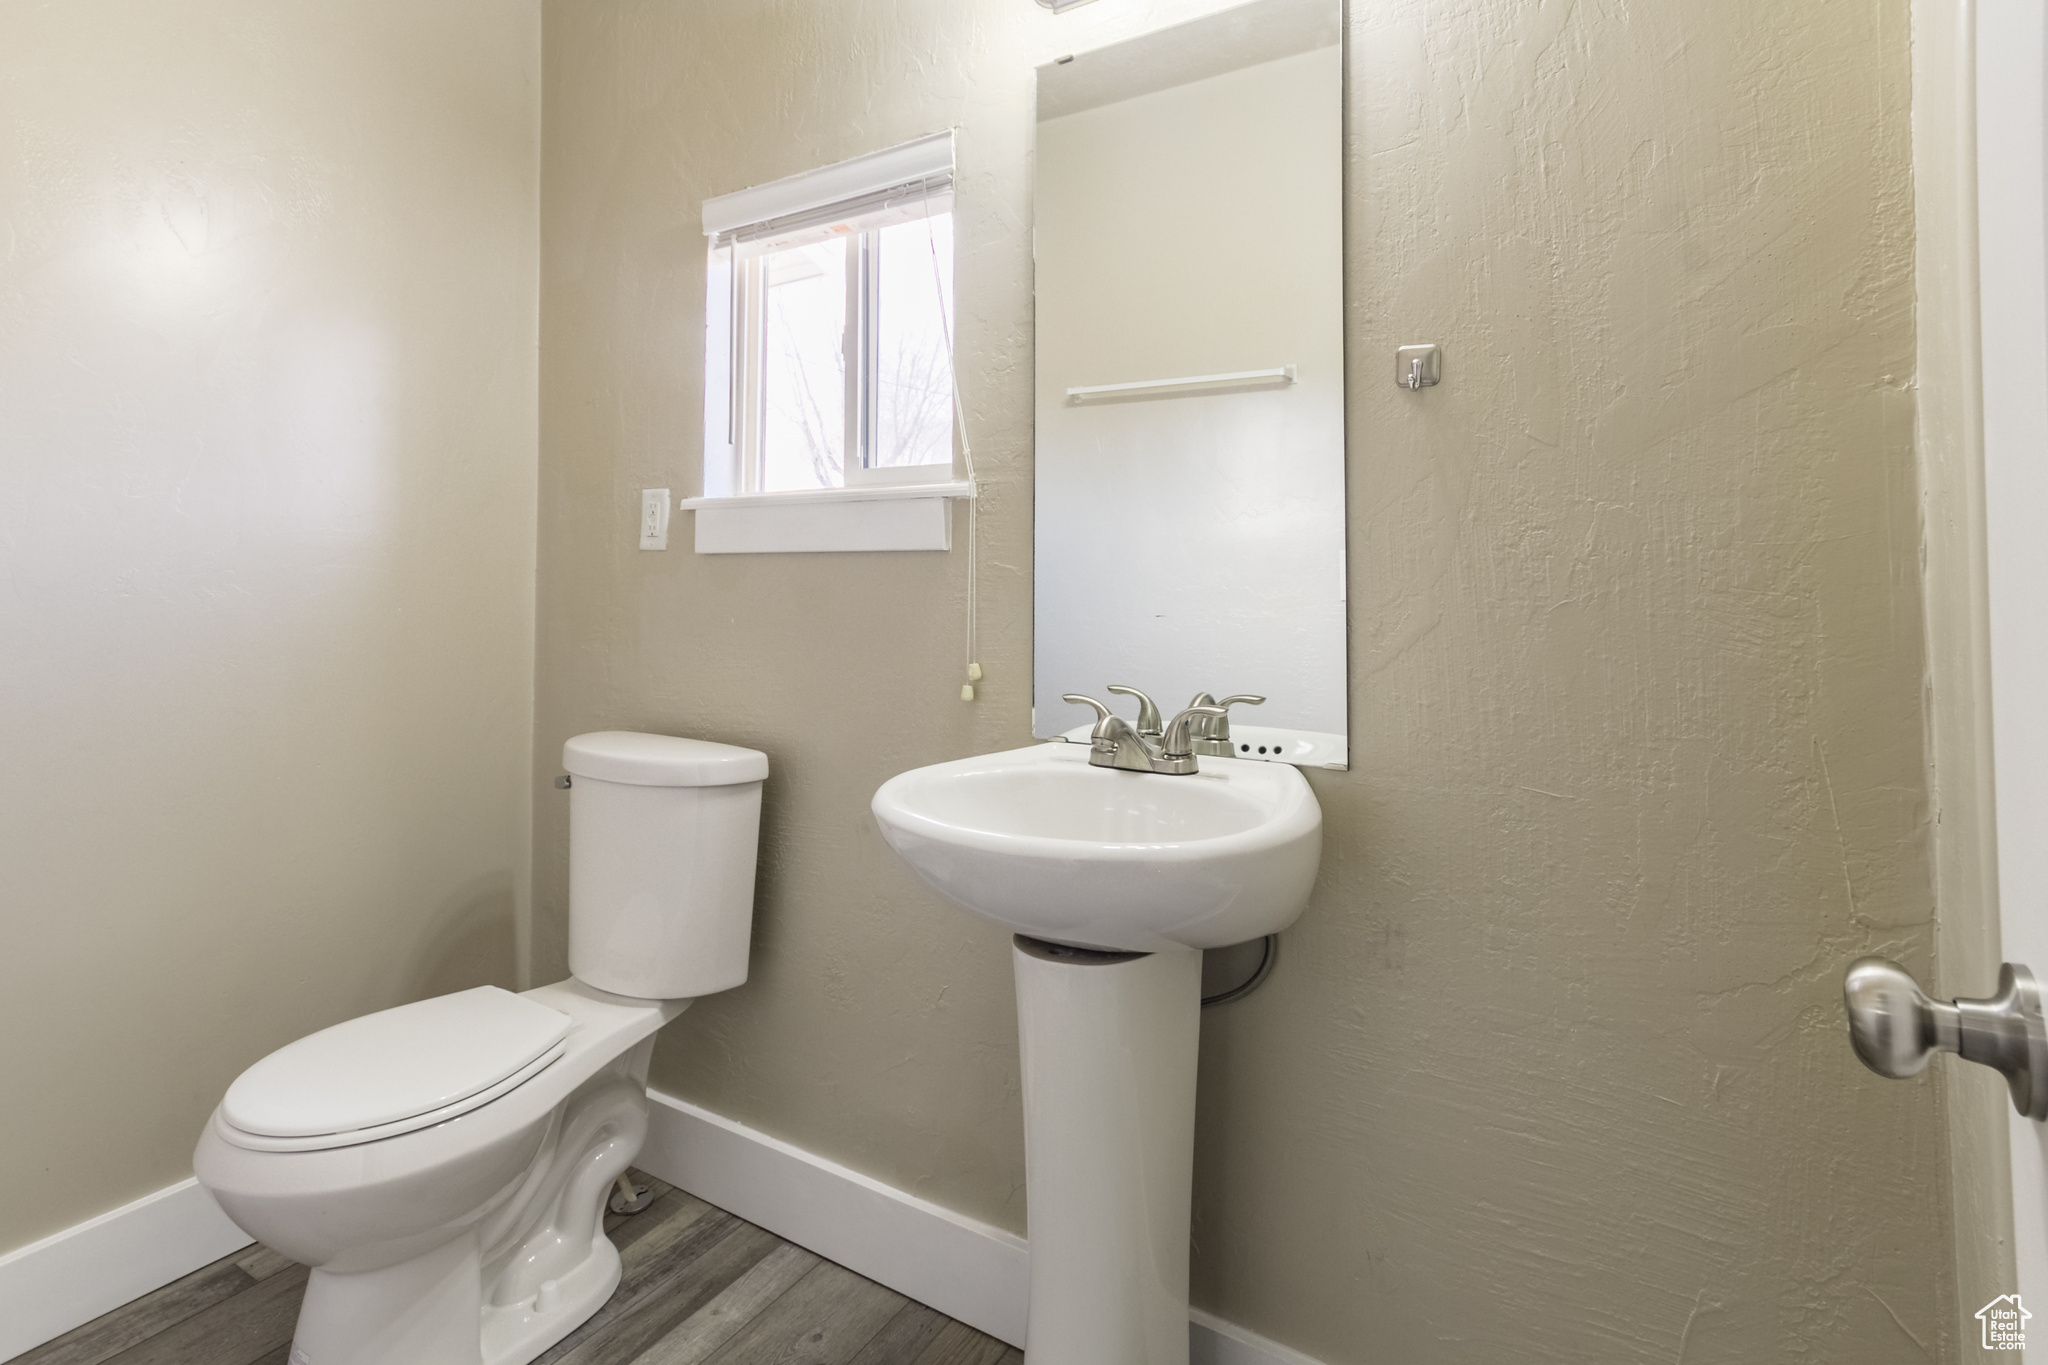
[871,741,1322,952]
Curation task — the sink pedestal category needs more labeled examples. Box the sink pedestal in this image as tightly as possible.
[1013,936,1201,1365]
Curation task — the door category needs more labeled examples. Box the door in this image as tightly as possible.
[1980,0,2048,1337]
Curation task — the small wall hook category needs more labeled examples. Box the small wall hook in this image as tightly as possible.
[1395,344,1441,391]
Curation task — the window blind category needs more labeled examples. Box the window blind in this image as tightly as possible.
[702,130,954,242]
[710,176,954,254]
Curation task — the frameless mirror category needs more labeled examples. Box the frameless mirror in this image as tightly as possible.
[1031,0,1347,769]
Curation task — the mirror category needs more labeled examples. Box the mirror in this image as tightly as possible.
[1031,0,1347,769]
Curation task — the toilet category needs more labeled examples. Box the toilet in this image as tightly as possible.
[194,731,766,1365]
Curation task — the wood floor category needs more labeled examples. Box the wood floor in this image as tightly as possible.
[9,1172,1022,1365]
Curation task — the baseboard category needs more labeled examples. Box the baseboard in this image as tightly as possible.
[638,1090,1326,1365]
[637,1090,1030,1345]
[1187,1308,1330,1365]
[0,1177,254,1361]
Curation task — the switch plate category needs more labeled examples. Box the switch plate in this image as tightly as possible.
[640,489,670,550]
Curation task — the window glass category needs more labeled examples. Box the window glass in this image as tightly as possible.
[871,213,954,470]
[759,239,847,492]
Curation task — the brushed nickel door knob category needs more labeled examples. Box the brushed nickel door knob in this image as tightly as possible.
[1844,957,2048,1119]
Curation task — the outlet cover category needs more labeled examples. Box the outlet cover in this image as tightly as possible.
[640,489,671,550]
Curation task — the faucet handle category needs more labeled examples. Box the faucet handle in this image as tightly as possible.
[1160,705,1228,761]
[1063,694,1131,746]
[1214,695,1265,735]
[1107,685,1163,739]
[1063,693,1113,731]
[1189,694,1265,756]
[1066,694,1151,770]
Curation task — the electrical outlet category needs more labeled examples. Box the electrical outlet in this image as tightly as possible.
[640,489,670,550]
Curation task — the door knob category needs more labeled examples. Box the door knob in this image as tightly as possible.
[1843,957,2048,1119]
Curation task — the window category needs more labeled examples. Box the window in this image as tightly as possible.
[702,135,959,502]
[738,206,955,492]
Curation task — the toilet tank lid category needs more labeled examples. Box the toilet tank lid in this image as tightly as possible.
[564,731,769,787]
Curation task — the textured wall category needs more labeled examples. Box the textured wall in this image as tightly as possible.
[0,0,539,1254]
[537,1,1952,1360]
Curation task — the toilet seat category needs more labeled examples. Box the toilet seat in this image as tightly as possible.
[219,986,573,1153]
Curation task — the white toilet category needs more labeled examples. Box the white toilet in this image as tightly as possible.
[194,731,766,1365]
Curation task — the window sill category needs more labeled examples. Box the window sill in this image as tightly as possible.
[677,480,974,511]
[679,481,973,553]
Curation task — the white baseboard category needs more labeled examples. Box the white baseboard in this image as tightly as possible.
[1188,1308,1330,1365]
[637,1090,1030,1345]
[0,1177,254,1360]
[638,1090,1326,1365]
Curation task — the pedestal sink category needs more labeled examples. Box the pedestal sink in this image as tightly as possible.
[873,742,1322,1364]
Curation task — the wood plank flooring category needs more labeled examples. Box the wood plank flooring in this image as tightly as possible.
[7,1173,1022,1365]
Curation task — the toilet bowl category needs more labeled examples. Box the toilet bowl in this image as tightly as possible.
[194,732,766,1365]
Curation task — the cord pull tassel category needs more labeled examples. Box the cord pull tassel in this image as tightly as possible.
[961,684,976,702]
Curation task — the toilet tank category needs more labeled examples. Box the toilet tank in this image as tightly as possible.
[562,731,767,1000]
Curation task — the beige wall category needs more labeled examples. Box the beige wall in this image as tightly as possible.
[539,0,1952,1361]
[0,0,539,1254]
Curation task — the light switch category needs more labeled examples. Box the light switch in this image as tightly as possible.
[640,489,670,550]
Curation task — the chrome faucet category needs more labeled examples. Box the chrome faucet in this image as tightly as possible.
[1185,693,1265,757]
[1064,694,1227,775]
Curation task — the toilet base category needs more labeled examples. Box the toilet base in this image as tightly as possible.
[292,1234,491,1365]
[281,1047,654,1365]
[479,1234,621,1365]
[290,1228,621,1365]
